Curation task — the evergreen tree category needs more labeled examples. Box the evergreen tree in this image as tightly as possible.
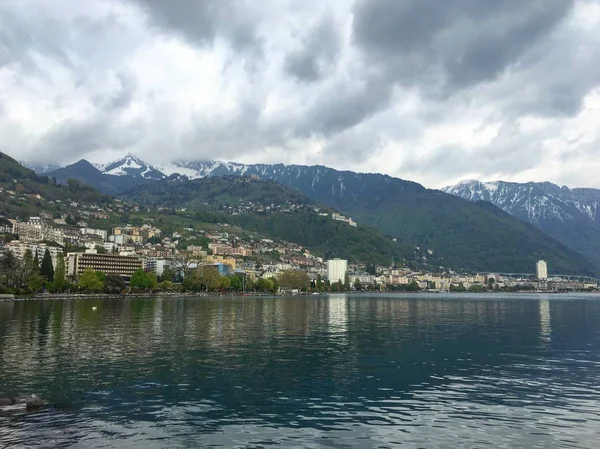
[52,253,66,292]
[33,249,40,271]
[40,249,54,282]
[316,274,323,291]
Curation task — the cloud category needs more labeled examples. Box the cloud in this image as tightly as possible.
[283,15,342,83]
[0,0,600,189]
[352,0,574,94]
[124,0,264,55]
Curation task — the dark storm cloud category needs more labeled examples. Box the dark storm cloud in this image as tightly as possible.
[125,0,262,53]
[352,0,575,95]
[283,15,342,83]
[0,6,73,71]
[296,76,393,137]
[2,0,600,188]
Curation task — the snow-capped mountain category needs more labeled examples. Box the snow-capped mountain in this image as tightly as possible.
[24,162,62,174]
[98,154,165,180]
[43,155,600,274]
[443,180,600,265]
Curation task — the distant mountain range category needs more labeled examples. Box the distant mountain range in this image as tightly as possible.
[33,155,598,276]
[443,180,600,267]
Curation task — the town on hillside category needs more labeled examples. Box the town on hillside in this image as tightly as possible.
[1,204,598,296]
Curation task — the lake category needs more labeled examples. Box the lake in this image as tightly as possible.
[1,293,600,448]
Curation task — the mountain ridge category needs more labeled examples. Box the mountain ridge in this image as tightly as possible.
[43,156,599,275]
[443,179,600,266]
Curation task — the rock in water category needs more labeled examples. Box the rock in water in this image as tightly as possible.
[25,394,45,410]
[0,395,45,411]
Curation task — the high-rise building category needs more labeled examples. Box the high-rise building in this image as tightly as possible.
[536,260,548,280]
[327,259,348,284]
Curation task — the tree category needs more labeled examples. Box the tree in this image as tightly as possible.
[219,276,231,291]
[278,270,310,291]
[405,281,420,292]
[21,249,43,292]
[130,269,155,291]
[229,274,243,291]
[40,249,54,282]
[268,276,280,294]
[161,267,176,283]
[33,249,40,271]
[159,280,174,291]
[197,266,222,291]
[0,250,20,288]
[450,282,467,292]
[256,277,274,292]
[104,274,126,293]
[182,270,201,292]
[365,263,377,275]
[79,268,104,292]
[354,279,363,291]
[316,274,323,291]
[51,253,66,292]
[344,273,351,291]
[148,272,158,290]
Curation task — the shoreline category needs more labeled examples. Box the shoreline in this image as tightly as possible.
[2,290,599,302]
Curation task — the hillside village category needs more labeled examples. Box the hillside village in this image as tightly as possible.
[1,184,597,295]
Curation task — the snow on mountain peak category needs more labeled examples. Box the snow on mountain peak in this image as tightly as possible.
[99,154,165,180]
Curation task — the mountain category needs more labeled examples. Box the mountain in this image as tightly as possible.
[0,152,111,219]
[48,160,154,195]
[120,175,422,267]
[443,180,600,266]
[43,156,599,275]
[120,168,598,276]
[24,162,62,174]
[96,154,165,180]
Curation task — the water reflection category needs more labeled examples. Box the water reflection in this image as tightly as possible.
[1,294,600,448]
[539,298,552,344]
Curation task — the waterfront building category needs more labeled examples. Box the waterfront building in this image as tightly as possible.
[327,259,348,284]
[66,253,143,279]
[145,258,173,277]
[536,260,548,280]
[5,241,63,267]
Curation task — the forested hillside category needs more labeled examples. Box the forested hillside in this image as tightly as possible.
[121,176,427,267]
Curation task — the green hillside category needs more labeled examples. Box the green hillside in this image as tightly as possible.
[0,152,112,219]
[121,176,425,267]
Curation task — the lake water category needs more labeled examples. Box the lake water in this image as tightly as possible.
[1,293,600,448]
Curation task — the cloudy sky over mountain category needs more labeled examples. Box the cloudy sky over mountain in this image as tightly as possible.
[1,0,599,188]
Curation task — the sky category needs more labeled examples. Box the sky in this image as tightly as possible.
[1,0,599,189]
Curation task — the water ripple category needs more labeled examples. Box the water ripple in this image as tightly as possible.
[1,294,600,448]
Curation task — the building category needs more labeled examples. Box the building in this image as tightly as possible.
[81,228,108,241]
[536,260,548,280]
[66,253,143,279]
[327,258,348,284]
[331,213,358,228]
[144,258,173,277]
[5,241,63,267]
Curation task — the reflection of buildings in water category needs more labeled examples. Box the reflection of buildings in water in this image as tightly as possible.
[328,294,348,335]
[539,298,551,344]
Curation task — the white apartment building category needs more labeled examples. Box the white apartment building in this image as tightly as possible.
[536,260,548,280]
[81,228,108,241]
[144,258,173,277]
[5,241,63,267]
[327,259,348,284]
